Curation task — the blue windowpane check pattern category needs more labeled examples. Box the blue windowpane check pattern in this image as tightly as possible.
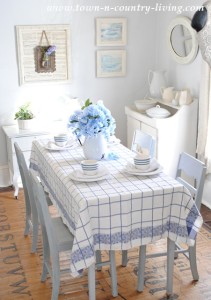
[30,139,203,277]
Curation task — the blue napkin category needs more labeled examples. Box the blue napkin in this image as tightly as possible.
[105,152,119,160]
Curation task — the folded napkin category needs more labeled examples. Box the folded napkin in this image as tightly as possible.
[104,152,119,160]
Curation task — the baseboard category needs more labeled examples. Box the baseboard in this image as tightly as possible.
[0,165,11,187]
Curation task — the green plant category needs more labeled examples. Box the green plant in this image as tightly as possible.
[14,103,34,120]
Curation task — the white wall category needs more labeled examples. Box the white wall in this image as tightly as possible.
[0,0,156,181]
[154,0,203,95]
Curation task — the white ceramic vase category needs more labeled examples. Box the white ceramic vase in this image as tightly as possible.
[83,132,107,160]
[148,70,167,98]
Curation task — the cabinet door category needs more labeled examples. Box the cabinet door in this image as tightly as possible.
[127,116,141,148]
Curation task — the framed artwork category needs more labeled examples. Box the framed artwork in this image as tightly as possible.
[96,18,127,46]
[16,24,71,85]
[96,50,126,77]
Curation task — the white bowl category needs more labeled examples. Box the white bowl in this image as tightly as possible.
[134,155,150,170]
[146,105,171,118]
[54,134,68,147]
[81,160,99,175]
[134,99,157,112]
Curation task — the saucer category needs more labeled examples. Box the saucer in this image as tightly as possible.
[69,166,109,182]
[125,159,162,176]
[45,140,76,151]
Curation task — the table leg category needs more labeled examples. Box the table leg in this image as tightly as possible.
[13,171,19,199]
[88,263,96,300]
[167,238,175,296]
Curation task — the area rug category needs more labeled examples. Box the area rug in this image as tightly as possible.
[0,190,211,300]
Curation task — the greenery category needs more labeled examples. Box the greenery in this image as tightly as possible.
[14,103,34,120]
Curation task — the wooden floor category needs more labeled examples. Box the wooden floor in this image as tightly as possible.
[1,189,211,300]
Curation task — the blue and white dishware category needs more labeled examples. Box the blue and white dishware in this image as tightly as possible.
[134,154,150,170]
[81,160,99,175]
[54,134,68,147]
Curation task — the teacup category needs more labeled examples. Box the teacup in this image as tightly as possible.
[134,154,150,170]
[54,134,68,147]
[81,160,99,175]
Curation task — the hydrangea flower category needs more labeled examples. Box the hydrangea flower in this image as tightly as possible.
[68,99,116,140]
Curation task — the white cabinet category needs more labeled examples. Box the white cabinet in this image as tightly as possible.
[2,125,50,198]
[125,100,198,177]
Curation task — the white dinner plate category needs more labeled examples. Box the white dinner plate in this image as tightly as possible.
[69,166,109,182]
[45,140,77,151]
[124,159,163,176]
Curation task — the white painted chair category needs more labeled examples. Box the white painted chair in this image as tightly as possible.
[137,152,206,295]
[14,142,53,253]
[131,129,156,158]
[29,169,118,300]
[121,129,156,267]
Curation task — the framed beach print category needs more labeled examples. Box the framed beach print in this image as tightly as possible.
[96,50,126,77]
[16,24,71,85]
[96,18,127,46]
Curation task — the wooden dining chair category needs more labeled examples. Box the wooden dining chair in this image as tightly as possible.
[137,152,206,295]
[14,142,52,253]
[29,169,118,300]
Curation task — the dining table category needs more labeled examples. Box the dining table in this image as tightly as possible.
[29,137,203,278]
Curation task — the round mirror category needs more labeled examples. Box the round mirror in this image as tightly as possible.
[167,17,198,64]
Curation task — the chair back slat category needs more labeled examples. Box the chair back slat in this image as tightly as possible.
[14,143,33,216]
[30,170,59,253]
[131,129,156,158]
[176,152,206,210]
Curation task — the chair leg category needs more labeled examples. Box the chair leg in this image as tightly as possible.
[166,238,175,296]
[88,263,96,300]
[137,245,146,292]
[41,235,50,282]
[189,244,199,280]
[109,250,118,297]
[51,254,60,300]
[24,217,31,236]
[31,220,39,253]
[122,250,128,267]
[95,250,102,271]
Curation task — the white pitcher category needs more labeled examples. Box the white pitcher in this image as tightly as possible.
[179,89,192,106]
[148,70,167,98]
[160,86,175,103]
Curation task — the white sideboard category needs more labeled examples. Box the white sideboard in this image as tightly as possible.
[2,125,50,198]
[125,100,198,177]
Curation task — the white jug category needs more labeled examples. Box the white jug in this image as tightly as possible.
[179,89,192,106]
[160,86,175,103]
[148,70,167,98]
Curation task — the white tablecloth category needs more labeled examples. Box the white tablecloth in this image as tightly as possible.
[30,139,203,277]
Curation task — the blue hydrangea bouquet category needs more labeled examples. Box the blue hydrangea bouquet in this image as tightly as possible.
[68,99,116,141]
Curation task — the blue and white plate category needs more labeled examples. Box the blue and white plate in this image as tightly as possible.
[125,159,162,176]
[69,166,109,182]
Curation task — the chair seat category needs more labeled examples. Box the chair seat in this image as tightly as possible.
[52,217,74,251]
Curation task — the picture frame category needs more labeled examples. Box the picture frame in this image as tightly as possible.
[16,24,71,85]
[96,50,126,78]
[96,18,127,46]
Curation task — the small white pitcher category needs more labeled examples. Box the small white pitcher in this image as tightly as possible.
[160,86,175,103]
[179,89,192,106]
